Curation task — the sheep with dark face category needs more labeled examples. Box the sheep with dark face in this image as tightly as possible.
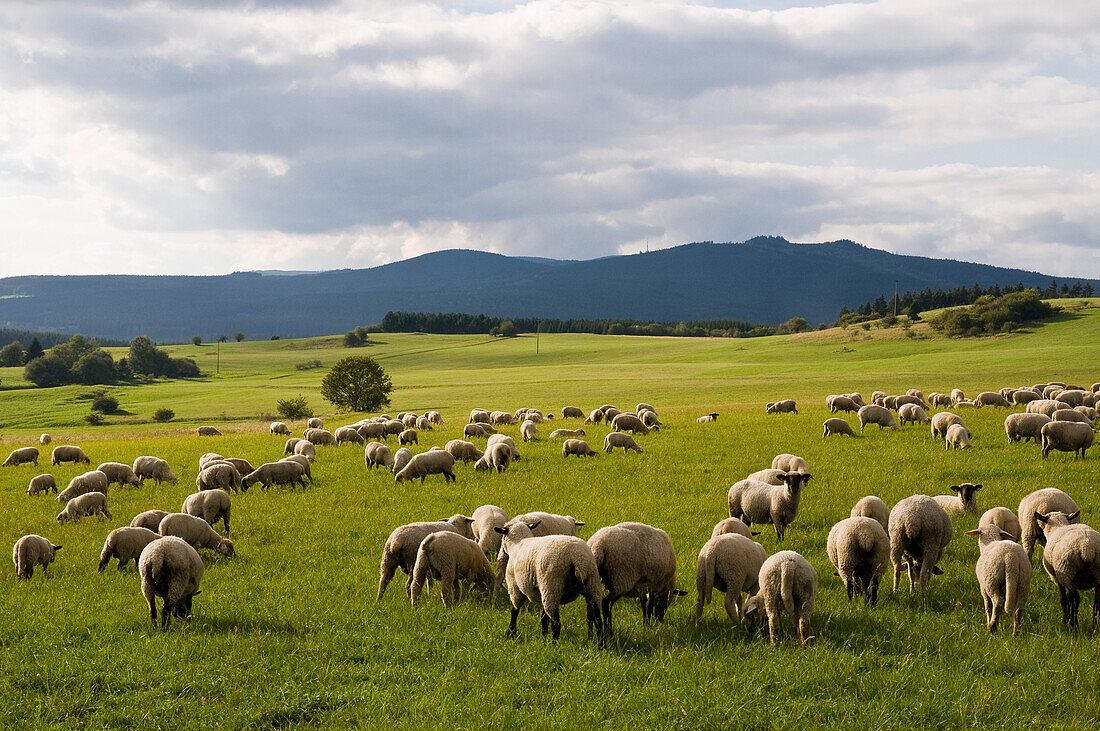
[933,483,981,516]
[727,472,812,541]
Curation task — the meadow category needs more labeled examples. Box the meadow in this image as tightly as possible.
[1,301,1099,729]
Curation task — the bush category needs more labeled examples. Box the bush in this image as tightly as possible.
[929,290,1055,337]
[234,332,245,342]
[0,341,24,367]
[85,411,104,426]
[344,327,373,347]
[489,320,517,338]
[91,391,119,414]
[277,395,314,421]
[191,336,203,346]
[296,360,323,371]
[152,408,175,423]
[320,356,393,412]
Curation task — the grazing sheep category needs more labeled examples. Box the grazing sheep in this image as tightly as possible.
[898,403,931,426]
[1034,511,1100,630]
[588,522,681,634]
[57,470,109,503]
[304,428,337,446]
[1019,488,1080,559]
[464,423,495,439]
[410,532,495,607]
[771,453,808,474]
[520,419,538,442]
[1027,399,1064,417]
[158,513,235,557]
[415,416,434,431]
[561,406,585,419]
[584,408,605,424]
[377,515,475,600]
[395,450,456,483]
[27,474,57,496]
[549,428,586,439]
[697,413,719,423]
[139,536,203,630]
[357,423,388,441]
[933,483,982,515]
[293,440,317,462]
[391,448,413,475]
[306,417,323,429]
[444,440,483,464]
[710,517,757,539]
[827,517,889,605]
[888,495,952,592]
[847,393,865,406]
[402,412,420,428]
[4,447,40,467]
[98,527,160,572]
[97,462,140,488]
[1053,408,1092,425]
[611,413,652,434]
[218,457,254,477]
[979,507,1022,542]
[490,411,515,426]
[39,433,52,445]
[474,442,514,472]
[695,533,766,626]
[602,407,622,424]
[1012,389,1042,405]
[398,428,418,446]
[494,519,604,640]
[976,391,1012,408]
[1055,390,1089,407]
[56,491,111,522]
[742,550,817,645]
[51,445,90,465]
[826,395,859,413]
[964,524,1031,635]
[279,455,313,483]
[1076,406,1099,421]
[851,496,890,535]
[871,391,886,405]
[1005,413,1052,443]
[727,472,812,541]
[558,439,595,458]
[945,423,971,450]
[640,410,662,428]
[283,438,302,455]
[822,417,857,437]
[472,505,510,561]
[195,463,242,493]
[364,441,395,469]
[765,399,798,414]
[931,411,967,439]
[887,394,927,411]
[928,392,952,407]
[950,388,965,404]
[196,426,221,436]
[604,432,644,454]
[182,490,231,533]
[132,510,169,532]
[132,456,177,486]
[198,452,224,470]
[270,421,291,435]
[469,409,491,424]
[382,419,405,436]
[335,426,365,445]
[1040,421,1095,458]
[13,535,62,579]
[242,461,308,490]
[426,411,444,424]
[858,405,898,432]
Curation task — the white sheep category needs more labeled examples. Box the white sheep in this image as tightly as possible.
[158,513,235,557]
[98,527,160,572]
[472,504,510,560]
[965,524,1031,635]
[746,468,787,485]
[888,495,952,591]
[56,491,112,522]
[426,411,444,424]
[858,405,897,431]
[377,515,475,600]
[549,428,586,439]
[1033,511,1100,630]
[280,455,313,483]
[710,517,757,539]
[474,442,514,472]
[293,440,317,462]
[1052,408,1092,425]
[242,461,307,490]
[304,428,337,446]
[415,416,434,431]
[1040,421,1095,458]
[945,423,971,450]
[742,550,817,645]
[391,447,413,475]
[139,536,203,630]
[851,496,890,535]
[930,411,967,439]
[51,445,90,465]
[611,413,653,434]
[39,433,51,445]
[395,451,456,483]
[604,432,644,454]
[561,406,585,419]
[182,490,231,533]
[27,474,57,496]
[765,399,798,414]
[727,472,812,541]
[364,441,395,469]
[3,447,40,467]
[195,463,242,492]
[410,532,495,607]
[979,507,1022,542]
[196,426,221,436]
[1004,413,1052,443]
[695,533,766,626]
[398,428,419,446]
[697,413,719,423]
[335,426,365,445]
[826,395,859,413]
[464,423,495,439]
[283,437,303,454]
[56,470,108,503]
[827,517,889,605]
[1018,488,1081,559]
[587,522,681,634]
[444,440,483,464]
[133,456,177,486]
[307,417,323,429]
[520,419,538,442]
[822,418,857,437]
[97,462,140,487]
[584,408,605,424]
[13,535,62,579]
[486,434,521,461]
[933,482,981,515]
[771,454,808,474]
[131,510,169,532]
[269,421,291,435]
[562,439,598,457]
[898,403,931,426]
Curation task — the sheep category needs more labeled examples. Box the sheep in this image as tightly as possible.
[382,419,405,436]
[584,408,605,424]
[51,445,90,465]
[588,522,681,634]
[695,533,766,626]
[270,421,291,435]
[771,453,808,474]
[727,471,812,541]
[242,461,308,490]
[409,532,495,607]
[335,426,365,445]
[847,393,865,406]
[293,440,317,462]
[898,403,931,426]
[395,450,456,483]
[364,441,394,469]
[604,432,644,454]
[851,496,890,535]
[133,456,177,486]
[464,423,495,439]
[196,426,221,436]
[858,405,898,431]
[158,513,235,557]
[976,391,1012,408]
[520,419,538,443]
[602,407,622,423]
[357,423,388,441]
[307,417,323,429]
[826,395,859,413]
[283,438,302,454]
[871,390,886,404]
[279,455,313,483]
[562,439,598,457]
[27,474,57,496]
[888,495,952,591]
[1012,389,1042,405]
[950,388,965,404]
[945,423,971,450]
[1076,406,1100,421]
[489,411,515,426]
[494,519,604,640]
[1033,511,1100,630]
[1040,421,1095,458]
[139,536,203,630]
[549,428,586,439]
[979,507,1022,542]
[56,491,112,522]
[402,412,420,428]
[933,483,981,515]
[822,418,857,437]
[98,527,160,572]
[611,413,652,434]
[131,510,170,532]
[556,406,583,419]
[765,399,798,414]
[710,517,757,539]
[1005,413,1052,443]
[391,448,413,475]
[198,452,225,470]
[1018,488,1081,559]
[474,442,514,472]
[426,411,444,424]
[398,429,418,446]
[928,393,952,407]
[1053,408,1092,425]
[377,514,475,600]
[472,505,510,561]
[742,550,817,645]
[415,416,434,431]
[964,524,1031,635]
[439,440,479,465]
[746,468,787,485]
[1027,399,1064,417]
[3,447,40,467]
[696,413,719,423]
[887,394,927,410]
[182,490,231,533]
[827,517,889,605]
[57,470,109,503]
[220,457,254,477]
[930,411,967,439]
[1055,390,1089,407]
[13,535,62,579]
[304,428,337,446]
[195,463,242,493]
[469,409,491,424]
[97,462,140,487]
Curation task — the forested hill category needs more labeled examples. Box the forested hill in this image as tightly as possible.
[0,237,1094,341]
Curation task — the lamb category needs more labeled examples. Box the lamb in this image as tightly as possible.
[1040,421,1095,458]
[56,491,112,522]
[727,471,812,541]
[979,507,1022,542]
[741,550,817,645]
[182,490,231,533]
[279,455,313,483]
[410,532,495,607]
[1005,413,1052,443]
[695,533,766,626]
[494,519,604,640]
[933,483,981,515]
[364,441,395,469]
[549,428,586,439]
[269,421,291,435]
[964,524,1031,635]
[611,413,652,434]
[696,413,719,423]
[604,432,644,454]
[584,408,605,424]
[474,442,514,472]
[377,514,475,599]
[51,445,90,465]
[472,505,510,560]
[827,517,889,605]
[1034,511,1100,630]
[39,433,51,445]
[241,461,308,490]
[3,447,40,467]
[391,448,413,475]
[1053,408,1092,425]
[293,440,317,462]
[139,536,204,630]
[195,463,242,492]
[858,405,898,431]
[97,462,140,487]
[307,417,323,429]
[98,527,160,572]
[335,426,365,445]
[520,419,538,442]
[561,439,598,457]
[394,450,456,483]
[711,517,757,539]
[771,453,808,474]
[898,403,931,425]
[133,456,177,486]
[765,399,798,414]
[398,429,418,445]
[415,416,434,431]
[131,510,170,532]
[851,496,890,535]
[196,426,221,436]
[158,513,235,557]
[975,391,1012,408]
[888,495,952,591]
[464,423,495,439]
[945,423,971,450]
[13,535,62,579]
[27,474,57,496]
[57,470,109,503]
[1018,488,1080,559]
[822,418,857,437]
[930,411,967,439]
[588,522,681,634]
[304,428,337,446]
[826,395,859,413]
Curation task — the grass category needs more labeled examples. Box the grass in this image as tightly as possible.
[1,301,1099,728]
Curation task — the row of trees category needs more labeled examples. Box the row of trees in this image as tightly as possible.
[19,335,201,388]
[927,291,1056,337]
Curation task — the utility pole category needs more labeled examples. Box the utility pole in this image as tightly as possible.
[536,321,540,355]
[894,280,899,317]
[216,338,221,374]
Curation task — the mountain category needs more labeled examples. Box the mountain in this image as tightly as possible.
[0,237,1093,341]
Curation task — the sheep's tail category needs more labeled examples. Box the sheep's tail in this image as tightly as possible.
[779,560,797,616]
[409,545,430,607]
[696,548,716,623]
[377,545,399,601]
[98,539,113,572]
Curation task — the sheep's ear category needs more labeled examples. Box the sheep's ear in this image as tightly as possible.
[1068,510,1081,521]
[949,485,960,493]
[999,529,1014,540]
[52,545,63,551]
[931,566,944,575]
[192,591,202,597]
[493,527,508,535]
[965,529,981,536]
[974,484,983,490]
[464,516,474,523]
[803,473,812,483]
[574,520,586,527]
[526,520,542,531]
[1034,512,1049,524]
[751,531,761,536]
[673,589,688,596]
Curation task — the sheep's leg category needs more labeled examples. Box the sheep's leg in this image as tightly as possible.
[601,594,617,636]
[723,589,740,624]
[541,611,551,636]
[547,603,562,641]
[989,597,1002,633]
[118,557,129,571]
[869,577,879,606]
[1068,588,1080,629]
[1013,606,1024,636]
[797,611,811,645]
[505,607,521,639]
[377,554,398,601]
[892,561,902,593]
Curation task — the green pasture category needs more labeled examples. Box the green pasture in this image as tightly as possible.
[0,301,1098,728]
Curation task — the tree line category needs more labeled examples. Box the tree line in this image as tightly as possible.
[4,335,201,388]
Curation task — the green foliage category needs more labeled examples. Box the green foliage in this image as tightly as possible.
[320,355,392,412]
[0,340,24,367]
[234,332,245,342]
[929,290,1055,337]
[152,407,175,422]
[776,317,809,335]
[24,337,44,362]
[22,335,116,387]
[343,327,373,347]
[84,410,104,426]
[270,335,280,340]
[90,390,119,414]
[489,320,517,337]
[382,310,777,338]
[276,395,313,421]
[295,359,323,371]
[128,336,201,378]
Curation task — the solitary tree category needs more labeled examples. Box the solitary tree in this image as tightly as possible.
[0,340,24,367]
[234,332,245,342]
[191,336,203,346]
[218,335,228,343]
[320,356,393,412]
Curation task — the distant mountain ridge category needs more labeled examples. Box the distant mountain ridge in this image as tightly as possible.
[0,237,1093,341]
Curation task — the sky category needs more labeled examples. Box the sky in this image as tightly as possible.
[1,0,1098,277]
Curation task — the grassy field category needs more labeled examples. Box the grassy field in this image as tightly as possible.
[1,301,1099,729]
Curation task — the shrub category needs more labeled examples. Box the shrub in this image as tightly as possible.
[344,327,373,347]
[191,336,203,346]
[152,408,175,423]
[929,290,1055,337]
[0,341,24,367]
[234,332,245,342]
[277,395,314,421]
[489,320,517,338]
[296,360,323,371]
[85,411,104,426]
[320,356,393,412]
[90,391,119,414]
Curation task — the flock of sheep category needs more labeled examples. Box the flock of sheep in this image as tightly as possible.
[4,380,1099,642]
